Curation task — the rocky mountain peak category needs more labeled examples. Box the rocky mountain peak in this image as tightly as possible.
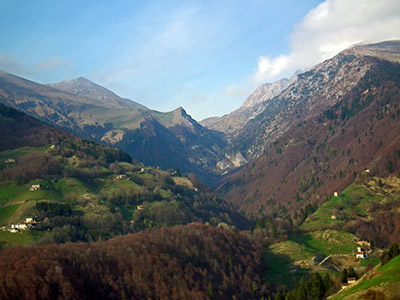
[173,106,187,116]
[240,77,291,109]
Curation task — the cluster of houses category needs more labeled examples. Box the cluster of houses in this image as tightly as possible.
[3,218,41,233]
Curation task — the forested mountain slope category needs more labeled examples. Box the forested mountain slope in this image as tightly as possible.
[219,41,400,218]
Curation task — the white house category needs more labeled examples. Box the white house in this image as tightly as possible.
[356,247,368,259]
[347,277,357,284]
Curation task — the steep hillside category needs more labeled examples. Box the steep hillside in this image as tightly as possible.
[0,223,270,300]
[329,255,400,300]
[211,41,400,174]
[0,72,226,186]
[219,41,400,217]
[0,102,73,151]
[0,104,249,248]
[299,175,400,249]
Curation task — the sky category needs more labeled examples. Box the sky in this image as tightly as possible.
[1,0,400,121]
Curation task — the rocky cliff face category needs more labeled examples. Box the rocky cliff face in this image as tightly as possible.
[212,41,400,174]
[200,74,297,139]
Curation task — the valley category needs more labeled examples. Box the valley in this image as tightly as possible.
[1,40,400,299]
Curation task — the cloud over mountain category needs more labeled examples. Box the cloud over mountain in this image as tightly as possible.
[253,0,400,83]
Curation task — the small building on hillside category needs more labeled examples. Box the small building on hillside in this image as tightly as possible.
[356,247,368,259]
[116,174,127,180]
[5,158,15,164]
[347,277,357,284]
[29,184,41,191]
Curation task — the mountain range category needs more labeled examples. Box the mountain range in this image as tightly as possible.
[0,40,400,211]
[1,40,400,299]
[0,70,226,186]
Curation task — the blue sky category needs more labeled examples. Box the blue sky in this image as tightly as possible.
[1,0,399,120]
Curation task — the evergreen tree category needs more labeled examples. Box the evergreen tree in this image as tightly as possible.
[310,273,325,299]
[341,269,348,283]
[389,243,400,258]
[348,266,357,279]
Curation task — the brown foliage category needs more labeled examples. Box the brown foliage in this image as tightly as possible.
[0,223,270,299]
[0,152,61,183]
[220,58,400,218]
[0,103,73,152]
[362,289,386,300]
[345,198,400,248]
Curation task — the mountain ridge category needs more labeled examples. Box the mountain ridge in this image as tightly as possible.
[0,69,226,186]
[219,51,400,217]
[47,76,147,109]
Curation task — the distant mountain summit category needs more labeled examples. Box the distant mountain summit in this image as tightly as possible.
[48,77,146,108]
[200,72,299,140]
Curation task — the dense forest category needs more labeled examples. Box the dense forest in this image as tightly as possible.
[0,223,270,300]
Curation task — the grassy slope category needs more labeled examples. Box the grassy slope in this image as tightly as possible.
[264,175,400,291]
[0,141,249,247]
[299,176,400,232]
[0,161,195,224]
[264,230,360,289]
[288,230,359,256]
[329,256,400,300]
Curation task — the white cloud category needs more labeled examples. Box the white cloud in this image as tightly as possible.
[253,54,290,84]
[253,0,400,84]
